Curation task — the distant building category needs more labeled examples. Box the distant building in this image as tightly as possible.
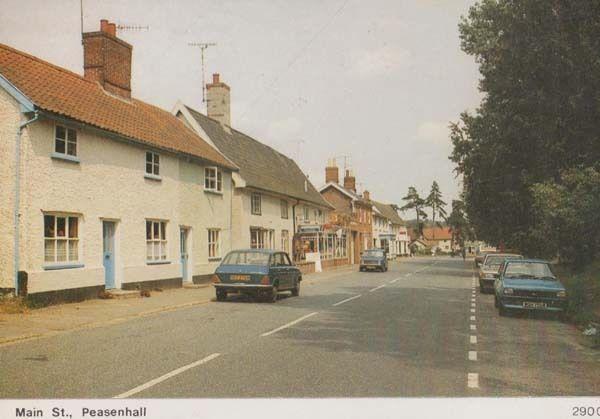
[371,200,409,258]
[319,160,373,265]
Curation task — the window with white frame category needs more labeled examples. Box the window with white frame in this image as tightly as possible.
[146,152,160,176]
[208,229,220,258]
[250,228,273,249]
[204,167,222,192]
[55,125,77,157]
[251,193,262,215]
[280,199,288,219]
[44,214,79,263]
[281,230,289,252]
[146,220,167,261]
[303,206,309,222]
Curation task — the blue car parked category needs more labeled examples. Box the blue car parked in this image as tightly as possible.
[494,259,568,317]
[212,249,301,302]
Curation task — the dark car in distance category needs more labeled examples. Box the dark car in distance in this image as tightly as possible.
[359,248,388,272]
[478,253,522,293]
[494,259,568,318]
[212,249,301,302]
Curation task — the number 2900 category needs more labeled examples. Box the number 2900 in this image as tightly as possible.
[573,407,600,416]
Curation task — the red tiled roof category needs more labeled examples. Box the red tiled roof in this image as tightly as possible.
[0,43,236,170]
[422,227,452,241]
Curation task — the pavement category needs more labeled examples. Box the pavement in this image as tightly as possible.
[0,264,356,347]
[0,257,598,398]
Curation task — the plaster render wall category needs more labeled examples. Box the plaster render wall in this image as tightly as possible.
[18,117,232,293]
[0,87,20,289]
[235,190,294,251]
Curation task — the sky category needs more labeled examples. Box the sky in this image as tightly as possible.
[0,0,482,215]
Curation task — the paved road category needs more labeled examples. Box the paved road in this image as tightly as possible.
[0,258,598,398]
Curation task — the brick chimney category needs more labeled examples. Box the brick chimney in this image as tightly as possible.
[363,190,370,201]
[325,158,339,184]
[83,19,133,98]
[206,73,231,127]
[344,169,356,192]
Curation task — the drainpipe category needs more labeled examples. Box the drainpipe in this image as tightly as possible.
[14,111,39,296]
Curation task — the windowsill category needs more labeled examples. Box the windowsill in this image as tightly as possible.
[144,173,162,181]
[251,213,262,216]
[208,257,222,262]
[51,152,80,164]
[43,263,84,271]
[204,189,223,196]
[146,260,171,265]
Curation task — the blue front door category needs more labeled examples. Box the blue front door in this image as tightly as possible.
[103,221,116,289]
[180,228,189,282]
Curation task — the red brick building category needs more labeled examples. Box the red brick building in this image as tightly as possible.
[319,161,373,265]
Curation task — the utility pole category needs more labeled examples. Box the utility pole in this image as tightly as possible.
[188,42,217,110]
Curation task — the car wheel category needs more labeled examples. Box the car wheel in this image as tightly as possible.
[216,290,227,302]
[498,303,508,316]
[480,283,485,294]
[291,281,300,297]
[269,286,278,303]
[494,295,499,308]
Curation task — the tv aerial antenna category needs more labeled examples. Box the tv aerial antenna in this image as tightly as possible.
[188,42,217,108]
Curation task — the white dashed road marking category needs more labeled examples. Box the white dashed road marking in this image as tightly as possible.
[261,312,319,337]
[114,353,221,398]
[332,294,361,307]
[469,351,478,361]
[470,324,477,331]
[470,315,476,321]
[470,335,477,344]
[369,284,386,293]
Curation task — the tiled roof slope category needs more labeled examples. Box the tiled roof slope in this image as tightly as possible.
[422,227,452,241]
[0,43,235,169]
[372,200,405,225]
[185,106,332,208]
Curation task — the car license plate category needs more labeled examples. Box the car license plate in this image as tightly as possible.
[230,275,250,281]
[523,301,546,309]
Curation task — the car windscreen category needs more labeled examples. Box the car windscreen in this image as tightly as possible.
[222,251,270,266]
[363,250,384,257]
[504,262,556,280]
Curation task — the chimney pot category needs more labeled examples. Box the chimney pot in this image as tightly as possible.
[325,159,339,184]
[343,169,356,192]
[83,19,132,98]
[206,73,231,127]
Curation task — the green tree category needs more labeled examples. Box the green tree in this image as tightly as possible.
[447,199,471,251]
[425,181,447,239]
[531,167,600,267]
[400,187,428,237]
[450,0,600,257]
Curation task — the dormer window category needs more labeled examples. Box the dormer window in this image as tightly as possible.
[55,125,77,157]
[205,167,223,192]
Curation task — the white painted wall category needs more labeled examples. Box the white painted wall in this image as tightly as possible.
[0,87,20,289]
[11,115,232,293]
[232,189,294,252]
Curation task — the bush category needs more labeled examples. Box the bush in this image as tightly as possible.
[555,261,600,325]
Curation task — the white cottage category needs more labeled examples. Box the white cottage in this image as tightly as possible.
[174,75,332,262]
[0,21,237,303]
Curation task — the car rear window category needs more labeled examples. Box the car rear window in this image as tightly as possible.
[222,251,270,266]
[364,250,384,257]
